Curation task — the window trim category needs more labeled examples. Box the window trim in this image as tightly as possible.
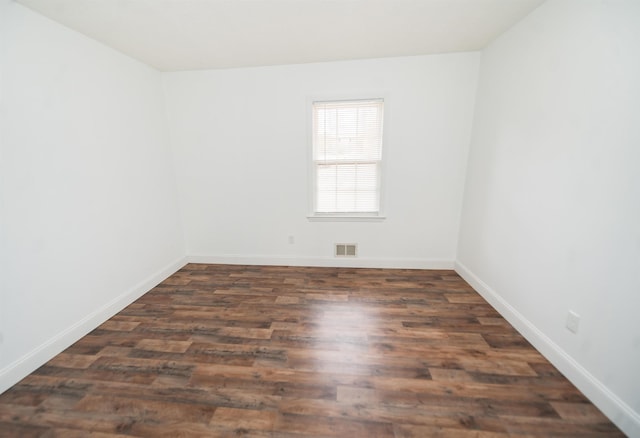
[306,214,387,222]
[306,94,388,222]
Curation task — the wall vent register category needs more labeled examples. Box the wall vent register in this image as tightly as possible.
[335,243,357,257]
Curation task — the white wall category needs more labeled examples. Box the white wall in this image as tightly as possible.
[0,1,185,392]
[163,54,479,269]
[456,0,640,435]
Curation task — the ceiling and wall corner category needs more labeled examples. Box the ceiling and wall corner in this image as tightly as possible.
[15,0,545,71]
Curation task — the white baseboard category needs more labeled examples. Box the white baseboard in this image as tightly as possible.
[454,260,640,438]
[0,256,187,395]
[187,254,454,270]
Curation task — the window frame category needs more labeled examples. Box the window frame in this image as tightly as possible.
[306,95,388,222]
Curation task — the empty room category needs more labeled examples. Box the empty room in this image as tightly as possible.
[1,0,638,436]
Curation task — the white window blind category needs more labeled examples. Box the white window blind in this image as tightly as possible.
[312,99,384,214]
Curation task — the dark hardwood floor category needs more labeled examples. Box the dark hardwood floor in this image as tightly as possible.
[0,264,624,437]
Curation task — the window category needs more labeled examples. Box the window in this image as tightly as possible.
[311,99,384,218]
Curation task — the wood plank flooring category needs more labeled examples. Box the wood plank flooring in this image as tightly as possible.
[0,264,624,437]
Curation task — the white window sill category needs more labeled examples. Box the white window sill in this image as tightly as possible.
[307,215,387,222]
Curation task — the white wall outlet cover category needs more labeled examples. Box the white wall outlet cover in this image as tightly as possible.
[566,310,581,334]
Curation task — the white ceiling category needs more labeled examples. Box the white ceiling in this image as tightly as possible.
[16,0,545,72]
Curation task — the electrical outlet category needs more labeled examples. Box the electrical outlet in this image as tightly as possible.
[566,310,580,334]
[288,235,295,244]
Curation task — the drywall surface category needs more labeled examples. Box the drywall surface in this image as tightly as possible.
[0,1,185,392]
[163,53,479,268]
[457,0,640,434]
